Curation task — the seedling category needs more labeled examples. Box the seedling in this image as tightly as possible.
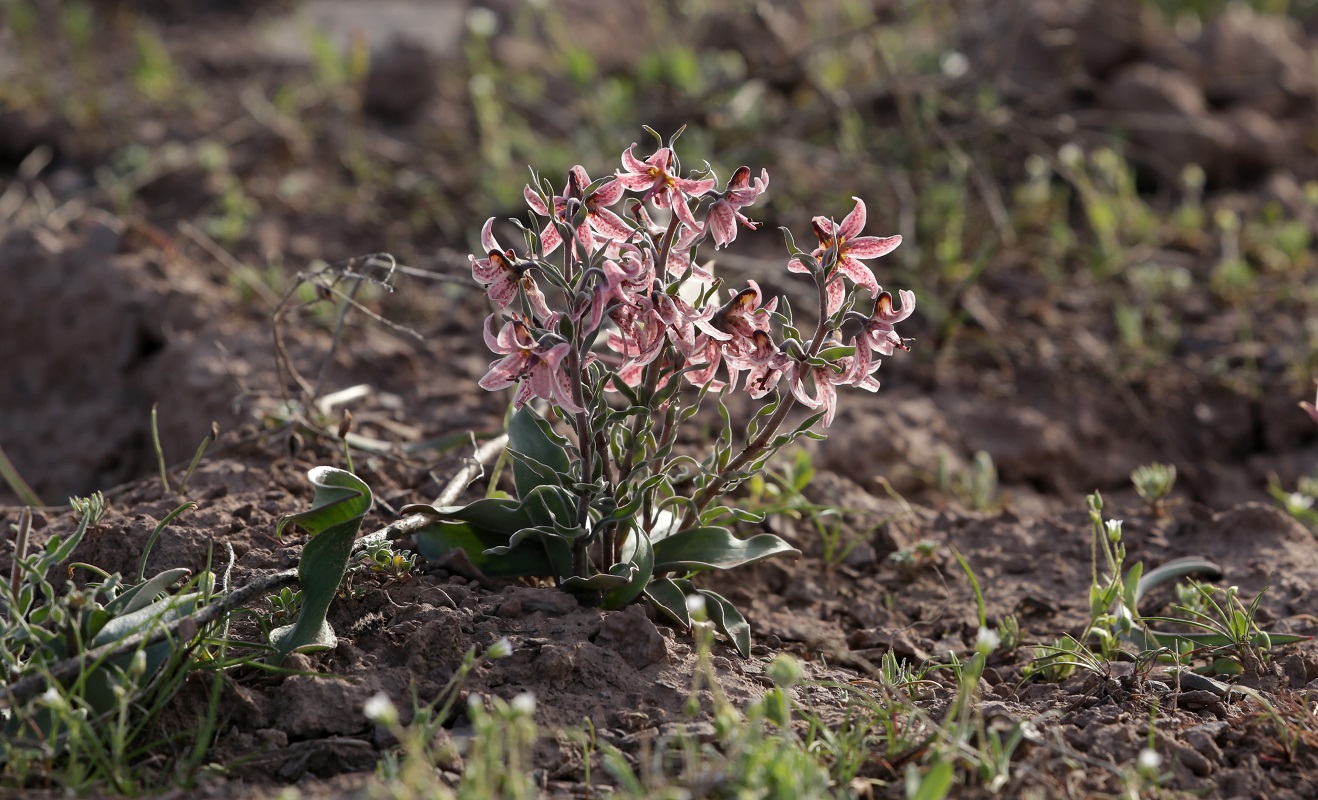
[1130,462,1176,516]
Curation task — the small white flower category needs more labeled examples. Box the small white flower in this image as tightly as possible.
[363,692,398,726]
[511,692,536,716]
[465,6,498,37]
[39,687,65,708]
[487,637,513,660]
[976,626,1001,656]
[1286,492,1313,511]
[685,594,706,617]
[1138,747,1161,772]
[1105,519,1123,542]
[939,51,969,79]
[1058,143,1084,169]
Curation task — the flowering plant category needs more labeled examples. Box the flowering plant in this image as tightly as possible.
[415,130,914,655]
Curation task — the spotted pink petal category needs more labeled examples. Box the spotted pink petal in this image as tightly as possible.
[837,255,880,294]
[486,273,520,307]
[620,144,649,174]
[673,175,716,197]
[479,351,529,391]
[483,315,504,353]
[818,380,839,427]
[512,380,535,409]
[846,234,901,259]
[787,363,823,409]
[524,185,550,216]
[838,197,867,240]
[589,178,625,207]
[672,196,703,232]
[480,217,500,253]
[587,206,633,242]
[707,201,737,248]
[787,257,810,275]
[537,221,564,257]
[824,275,846,316]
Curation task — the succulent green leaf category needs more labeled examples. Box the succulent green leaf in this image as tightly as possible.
[603,527,654,610]
[509,406,572,498]
[677,582,751,658]
[652,526,799,572]
[644,577,690,628]
[270,467,372,658]
[413,520,554,578]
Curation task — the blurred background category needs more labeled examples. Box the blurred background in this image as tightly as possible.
[2,0,1317,515]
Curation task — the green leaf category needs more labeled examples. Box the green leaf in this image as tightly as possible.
[908,758,954,800]
[413,520,554,578]
[814,344,856,361]
[270,467,372,658]
[603,527,654,610]
[509,406,572,498]
[562,569,633,592]
[103,567,192,616]
[677,581,751,658]
[644,577,690,628]
[652,526,799,572]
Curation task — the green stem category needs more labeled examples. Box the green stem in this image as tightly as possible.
[689,272,833,518]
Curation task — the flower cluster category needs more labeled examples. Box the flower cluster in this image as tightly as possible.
[469,138,914,430]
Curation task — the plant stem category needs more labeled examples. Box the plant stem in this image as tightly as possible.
[689,273,833,519]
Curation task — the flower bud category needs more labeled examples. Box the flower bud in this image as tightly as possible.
[766,654,804,688]
[1105,519,1122,543]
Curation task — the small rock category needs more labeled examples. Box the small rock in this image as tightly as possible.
[1170,740,1214,776]
[596,604,669,669]
[1195,5,1315,115]
[1184,725,1225,764]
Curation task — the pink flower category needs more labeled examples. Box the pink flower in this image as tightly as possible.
[524,166,631,258]
[470,218,522,307]
[616,144,715,233]
[710,281,777,343]
[835,337,882,392]
[788,197,901,315]
[470,218,555,323]
[725,330,789,398]
[654,291,730,359]
[860,289,915,355]
[1303,388,1318,426]
[784,358,841,428]
[479,315,584,414]
[706,166,768,249]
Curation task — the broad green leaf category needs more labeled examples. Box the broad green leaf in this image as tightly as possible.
[644,577,690,628]
[652,526,799,572]
[509,406,572,498]
[562,569,633,592]
[413,520,553,578]
[270,467,372,658]
[603,527,653,610]
[403,497,536,533]
[677,582,751,658]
